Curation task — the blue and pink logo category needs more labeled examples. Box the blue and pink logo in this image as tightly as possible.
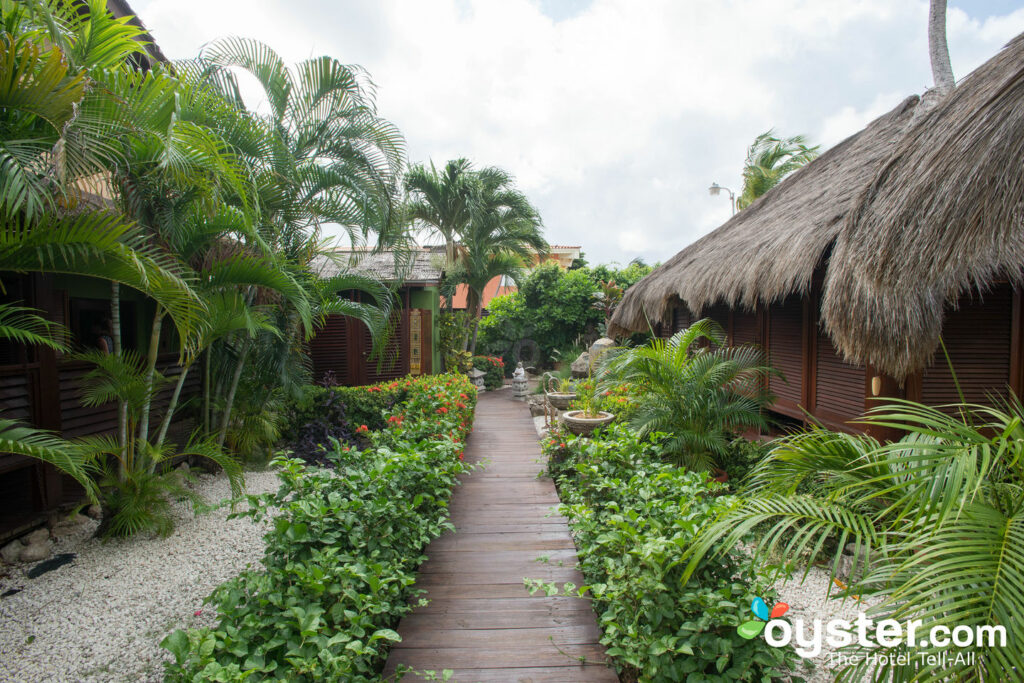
[737,597,789,639]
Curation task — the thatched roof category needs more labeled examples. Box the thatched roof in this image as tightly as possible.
[613,31,1024,379]
[610,95,920,336]
[822,34,1024,378]
[312,248,443,285]
[105,0,170,66]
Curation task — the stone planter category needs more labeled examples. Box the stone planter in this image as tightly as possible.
[545,392,577,410]
[561,410,615,436]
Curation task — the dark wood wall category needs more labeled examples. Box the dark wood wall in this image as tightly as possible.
[665,279,1023,436]
[308,287,434,387]
[0,274,199,540]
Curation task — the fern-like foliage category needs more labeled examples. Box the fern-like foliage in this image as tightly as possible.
[685,396,1024,680]
[599,318,776,469]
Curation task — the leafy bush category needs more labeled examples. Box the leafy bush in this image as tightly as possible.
[281,382,409,464]
[477,261,653,369]
[438,310,470,371]
[162,375,476,682]
[471,355,504,390]
[534,424,800,682]
[718,437,770,483]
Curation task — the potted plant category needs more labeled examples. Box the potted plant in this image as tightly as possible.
[561,382,614,436]
[545,375,577,410]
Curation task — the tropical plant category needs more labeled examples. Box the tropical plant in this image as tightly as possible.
[189,37,407,451]
[591,279,623,335]
[599,318,775,470]
[405,158,477,267]
[736,130,819,210]
[451,167,546,352]
[685,397,1024,680]
[162,375,476,682]
[533,424,800,681]
[74,349,242,537]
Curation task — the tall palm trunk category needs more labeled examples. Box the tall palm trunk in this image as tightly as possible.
[203,352,211,433]
[469,296,484,355]
[217,339,249,448]
[110,282,129,467]
[154,361,191,449]
[137,306,163,445]
[929,0,955,92]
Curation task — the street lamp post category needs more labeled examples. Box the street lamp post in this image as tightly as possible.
[709,182,736,216]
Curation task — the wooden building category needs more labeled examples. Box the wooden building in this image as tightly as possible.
[0,273,197,540]
[611,34,1024,437]
[308,249,442,386]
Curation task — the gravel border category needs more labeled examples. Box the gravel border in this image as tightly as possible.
[777,567,878,682]
[0,469,280,683]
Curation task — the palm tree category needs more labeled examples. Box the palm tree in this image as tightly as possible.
[736,130,819,210]
[450,166,546,353]
[405,158,476,266]
[194,37,407,251]
[684,397,1024,679]
[929,0,955,93]
[598,319,776,470]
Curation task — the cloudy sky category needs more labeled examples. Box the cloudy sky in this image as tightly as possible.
[132,0,1024,266]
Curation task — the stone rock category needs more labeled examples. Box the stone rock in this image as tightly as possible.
[588,337,616,364]
[86,505,102,520]
[19,541,52,563]
[177,462,190,473]
[570,352,591,378]
[530,402,547,417]
[23,529,50,546]
[1,540,22,564]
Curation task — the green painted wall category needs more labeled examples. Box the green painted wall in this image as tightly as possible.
[409,285,441,374]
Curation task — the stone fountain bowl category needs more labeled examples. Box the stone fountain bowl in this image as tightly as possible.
[561,410,614,436]
[545,392,577,410]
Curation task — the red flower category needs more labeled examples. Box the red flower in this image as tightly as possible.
[356,424,369,433]
[194,610,202,617]
[436,407,449,414]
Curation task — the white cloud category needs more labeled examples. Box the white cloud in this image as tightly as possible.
[132,0,1024,265]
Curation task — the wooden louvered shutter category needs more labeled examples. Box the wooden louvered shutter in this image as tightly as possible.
[731,309,761,347]
[767,296,805,415]
[309,315,352,386]
[813,327,865,424]
[361,309,408,384]
[918,284,1013,408]
[670,300,693,336]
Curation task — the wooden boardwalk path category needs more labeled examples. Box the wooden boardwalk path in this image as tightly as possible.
[384,391,617,682]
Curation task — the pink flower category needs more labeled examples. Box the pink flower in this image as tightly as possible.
[194,610,202,617]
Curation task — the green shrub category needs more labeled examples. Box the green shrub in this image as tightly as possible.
[471,355,504,390]
[719,437,770,484]
[535,424,800,682]
[282,382,408,443]
[162,375,477,682]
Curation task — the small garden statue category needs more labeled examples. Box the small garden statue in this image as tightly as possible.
[512,362,528,397]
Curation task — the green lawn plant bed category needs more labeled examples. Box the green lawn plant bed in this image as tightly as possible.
[162,374,476,682]
[534,424,801,682]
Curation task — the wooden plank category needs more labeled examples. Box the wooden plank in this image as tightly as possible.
[384,392,612,678]
[385,643,611,669]
[395,665,618,683]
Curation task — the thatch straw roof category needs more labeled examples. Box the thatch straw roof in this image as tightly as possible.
[610,95,919,336]
[106,0,170,66]
[822,34,1024,378]
[612,31,1024,379]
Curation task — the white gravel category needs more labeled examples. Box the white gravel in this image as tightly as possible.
[777,566,879,682]
[0,469,280,683]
